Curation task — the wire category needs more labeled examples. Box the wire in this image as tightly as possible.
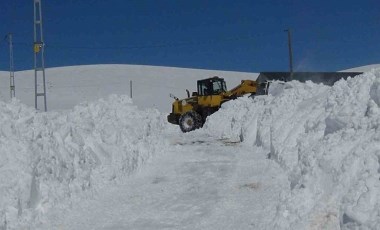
[0,81,180,90]
[10,30,365,52]
[10,35,256,51]
[2,35,8,44]
[51,35,255,50]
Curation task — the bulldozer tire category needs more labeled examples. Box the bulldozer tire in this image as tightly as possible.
[179,111,203,133]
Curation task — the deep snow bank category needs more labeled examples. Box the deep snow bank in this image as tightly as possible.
[204,69,380,229]
[0,95,167,229]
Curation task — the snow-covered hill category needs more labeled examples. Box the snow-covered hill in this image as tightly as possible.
[341,64,380,72]
[1,64,380,229]
[0,64,258,112]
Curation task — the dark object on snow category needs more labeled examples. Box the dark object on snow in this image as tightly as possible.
[256,72,363,95]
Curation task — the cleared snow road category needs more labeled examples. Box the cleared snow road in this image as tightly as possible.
[40,132,288,230]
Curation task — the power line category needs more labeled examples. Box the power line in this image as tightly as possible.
[2,35,8,44]
[51,35,255,50]
[11,35,257,51]
[0,80,182,90]
[9,33,365,53]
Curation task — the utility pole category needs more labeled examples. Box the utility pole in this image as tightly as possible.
[34,0,47,111]
[7,33,15,98]
[284,29,293,74]
[130,80,133,98]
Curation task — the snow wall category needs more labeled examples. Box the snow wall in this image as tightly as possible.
[0,95,167,229]
[204,69,380,230]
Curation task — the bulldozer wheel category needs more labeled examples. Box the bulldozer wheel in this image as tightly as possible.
[179,111,203,133]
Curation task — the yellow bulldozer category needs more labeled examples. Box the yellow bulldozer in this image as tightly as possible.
[167,76,257,132]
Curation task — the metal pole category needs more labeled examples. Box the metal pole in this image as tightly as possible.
[34,0,47,111]
[39,0,47,112]
[130,80,133,98]
[284,29,293,74]
[34,1,37,109]
[8,33,15,98]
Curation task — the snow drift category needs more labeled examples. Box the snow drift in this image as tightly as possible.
[204,69,380,229]
[0,95,167,229]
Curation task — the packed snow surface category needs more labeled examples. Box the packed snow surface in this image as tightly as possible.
[1,65,380,229]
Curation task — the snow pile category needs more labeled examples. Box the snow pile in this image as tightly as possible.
[204,69,380,229]
[0,95,167,229]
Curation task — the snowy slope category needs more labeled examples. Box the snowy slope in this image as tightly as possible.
[0,64,258,112]
[342,64,380,72]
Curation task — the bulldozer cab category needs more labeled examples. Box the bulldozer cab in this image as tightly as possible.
[197,77,227,96]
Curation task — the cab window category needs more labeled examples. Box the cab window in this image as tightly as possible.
[212,80,226,94]
[198,82,209,96]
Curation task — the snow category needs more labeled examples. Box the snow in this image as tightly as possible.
[0,95,167,229]
[204,69,380,229]
[0,64,258,112]
[342,64,380,72]
[1,64,380,229]
[40,134,288,230]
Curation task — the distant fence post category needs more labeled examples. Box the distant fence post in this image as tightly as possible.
[130,80,133,98]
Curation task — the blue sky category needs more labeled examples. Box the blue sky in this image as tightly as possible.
[0,0,379,72]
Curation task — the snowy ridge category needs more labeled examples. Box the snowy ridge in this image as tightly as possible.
[0,95,167,229]
[204,69,380,229]
[342,64,380,72]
